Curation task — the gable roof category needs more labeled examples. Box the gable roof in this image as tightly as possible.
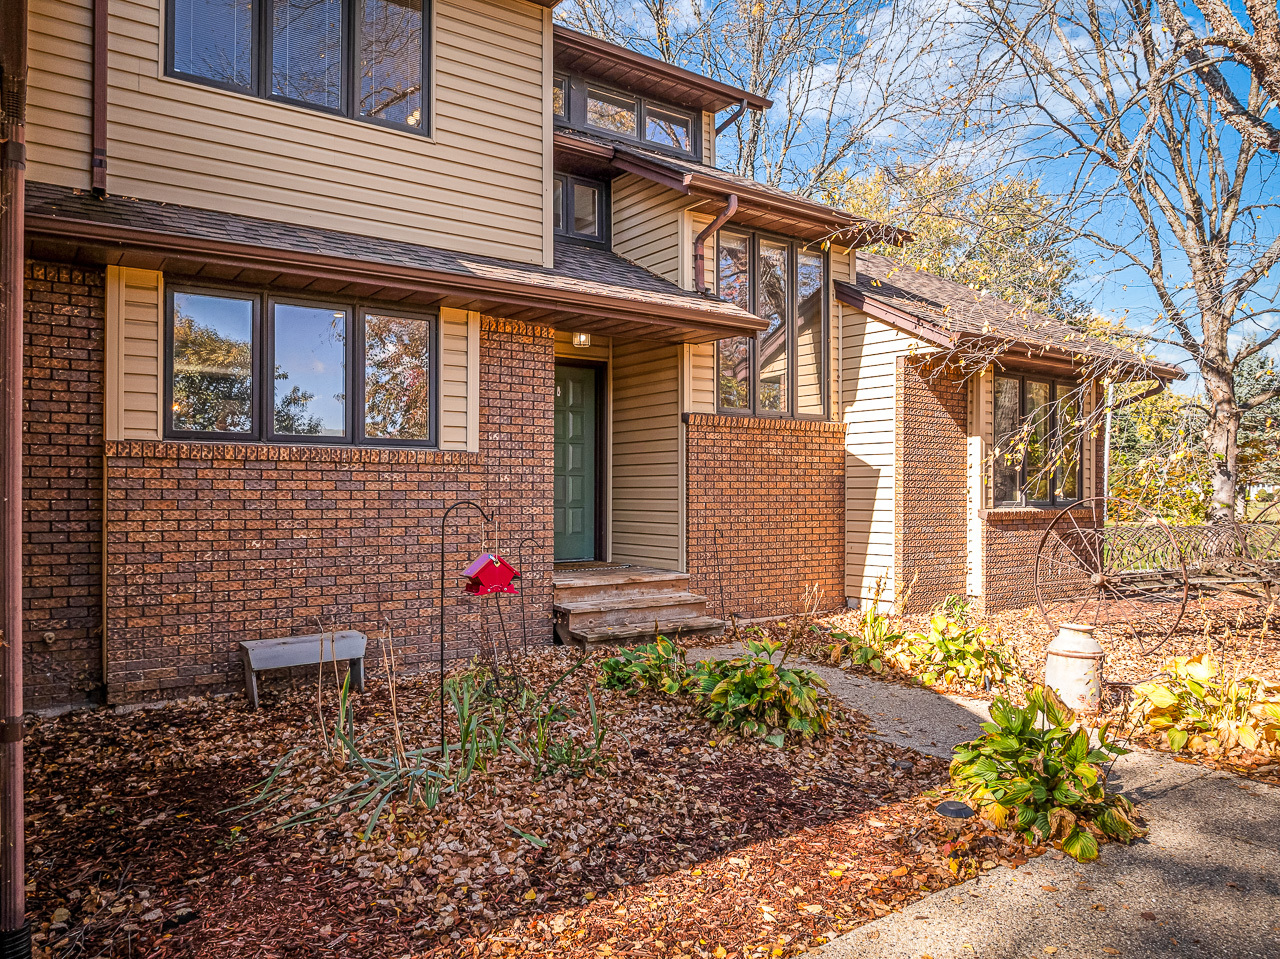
[24,182,768,345]
[837,252,1185,379]
[555,130,910,248]
[554,27,772,114]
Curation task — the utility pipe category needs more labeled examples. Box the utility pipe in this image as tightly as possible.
[0,0,29,951]
[90,0,107,193]
[692,194,738,295]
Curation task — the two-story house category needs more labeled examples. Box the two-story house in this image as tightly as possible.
[4,0,1178,710]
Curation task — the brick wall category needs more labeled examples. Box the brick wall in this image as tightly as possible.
[895,358,968,612]
[22,261,107,711]
[101,317,554,703]
[685,413,845,620]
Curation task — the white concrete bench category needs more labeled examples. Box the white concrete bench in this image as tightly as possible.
[238,631,367,709]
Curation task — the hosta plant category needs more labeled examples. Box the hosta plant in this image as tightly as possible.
[1131,653,1280,756]
[823,601,903,674]
[599,636,690,695]
[950,686,1146,862]
[692,638,832,745]
[904,611,1017,692]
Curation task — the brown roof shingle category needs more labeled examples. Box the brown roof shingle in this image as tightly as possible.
[837,252,1184,379]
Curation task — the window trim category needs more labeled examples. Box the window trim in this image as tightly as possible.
[714,229,829,421]
[553,172,610,248]
[164,283,440,448]
[556,75,702,162]
[164,0,433,136]
[992,374,1084,509]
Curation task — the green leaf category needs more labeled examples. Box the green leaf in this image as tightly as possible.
[1061,827,1099,862]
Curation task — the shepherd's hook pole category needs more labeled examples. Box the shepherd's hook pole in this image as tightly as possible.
[439,500,491,753]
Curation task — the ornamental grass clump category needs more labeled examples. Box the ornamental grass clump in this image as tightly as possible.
[691,637,832,746]
[1130,653,1280,756]
[950,685,1146,862]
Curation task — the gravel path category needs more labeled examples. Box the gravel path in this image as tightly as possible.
[693,645,1280,959]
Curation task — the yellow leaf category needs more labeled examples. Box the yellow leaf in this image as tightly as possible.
[524,889,537,901]
[715,948,728,958]
[829,869,843,878]
[891,866,908,877]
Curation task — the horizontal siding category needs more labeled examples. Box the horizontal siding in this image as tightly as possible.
[701,111,715,166]
[611,340,680,569]
[107,266,164,440]
[439,309,473,451]
[686,343,716,413]
[841,307,925,606]
[27,0,94,188]
[612,174,689,284]
[554,329,611,362]
[25,0,549,259]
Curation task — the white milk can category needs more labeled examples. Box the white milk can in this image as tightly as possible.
[1044,623,1104,712]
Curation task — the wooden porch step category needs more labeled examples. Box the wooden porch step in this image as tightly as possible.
[552,566,692,605]
[554,590,708,630]
[561,616,727,650]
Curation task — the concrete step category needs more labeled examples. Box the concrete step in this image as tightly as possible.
[553,591,708,632]
[559,615,726,650]
[552,567,692,605]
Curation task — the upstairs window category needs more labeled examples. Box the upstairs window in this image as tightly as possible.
[556,76,700,160]
[553,174,608,245]
[167,286,436,446]
[992,375,1083,507]
[716,232,828,419]
[167,0,429,132]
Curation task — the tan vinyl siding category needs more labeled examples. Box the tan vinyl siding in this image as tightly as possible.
[611,340,681,568]
[611,174,690,284]
[554,329,611,362]
[686,343,716,413]
[841,308,925,606]
[106,266,164,441]
[439,309,477,451]
[27,0,94,188]
[54,0,548,260]
[701,111,715,167]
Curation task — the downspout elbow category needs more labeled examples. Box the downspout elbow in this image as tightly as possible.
[693,194,738,295]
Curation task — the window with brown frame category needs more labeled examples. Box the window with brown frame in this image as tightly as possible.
[715,231,828,419]
[553,173,609,246]
[166,286,437,446]
[992,374,1083,507]
[554,75,700,160]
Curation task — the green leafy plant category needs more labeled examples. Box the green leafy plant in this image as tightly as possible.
[599,636,690,694]
[691,637,832,745]
[903,611,1017,692]
[1131,653,1280,756]
[505,658,608,780]
[823,600,903,674]
[950,686,1145,862]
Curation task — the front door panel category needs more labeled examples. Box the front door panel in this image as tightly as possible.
[554,365,598,561]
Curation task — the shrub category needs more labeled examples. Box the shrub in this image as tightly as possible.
[1130,653,1280,755]
[691,637,832,745]
[950,686,1145,862]
[599,636,690,694]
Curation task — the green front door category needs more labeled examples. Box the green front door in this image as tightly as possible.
[554,364,599,561]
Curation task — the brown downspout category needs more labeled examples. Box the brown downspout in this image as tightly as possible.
[693,194,738,295]
[0,0,28,951]
[91,0,107,193]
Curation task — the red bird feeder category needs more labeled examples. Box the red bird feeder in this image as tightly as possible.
[463,552,521,596]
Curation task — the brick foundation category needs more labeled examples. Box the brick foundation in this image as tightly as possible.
[101,317,554,704]
[685,413,845,620]
[22,261,107,711]
[895,358,968,611]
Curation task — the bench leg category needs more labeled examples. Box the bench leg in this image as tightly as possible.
[242,653,259,710]
[352,656,366,693]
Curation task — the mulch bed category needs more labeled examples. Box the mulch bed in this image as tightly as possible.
[25,646,1038,959]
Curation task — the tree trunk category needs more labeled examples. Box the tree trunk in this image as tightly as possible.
[1204,370,1241,524]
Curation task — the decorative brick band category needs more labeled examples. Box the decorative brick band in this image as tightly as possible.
[105,440,480,466]
[980,506,1096,522]
[682,412,846,434]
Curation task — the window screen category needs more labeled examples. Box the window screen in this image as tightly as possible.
[756,239,789,413]
[170,292,256,434]
[586,87,637,136]
[717,233,752,410]
[271,0,344,110]
[572,183,599,237]
[364,313,432,440]
[645,106,691,152]
[795,250,824,416]
[271,303,348,437]
[171,0,254,88]
[359,0,423,127]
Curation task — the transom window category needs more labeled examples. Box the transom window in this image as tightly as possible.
[992,375,1083,507]
[166,287,436,446]
[553,173,608,245]
[716,231,827,419]
[167,0,429,133]
[555,75,699,159]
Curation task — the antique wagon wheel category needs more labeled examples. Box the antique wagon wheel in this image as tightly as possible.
[1035,496,1189,656]
[1245,499,1280,602]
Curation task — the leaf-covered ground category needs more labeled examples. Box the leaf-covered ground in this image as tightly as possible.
[25,646,1037,959]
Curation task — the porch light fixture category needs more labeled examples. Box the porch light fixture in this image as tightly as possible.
[572,332,592,348]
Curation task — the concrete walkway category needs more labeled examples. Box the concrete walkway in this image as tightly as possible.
[693,647,1280,959]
